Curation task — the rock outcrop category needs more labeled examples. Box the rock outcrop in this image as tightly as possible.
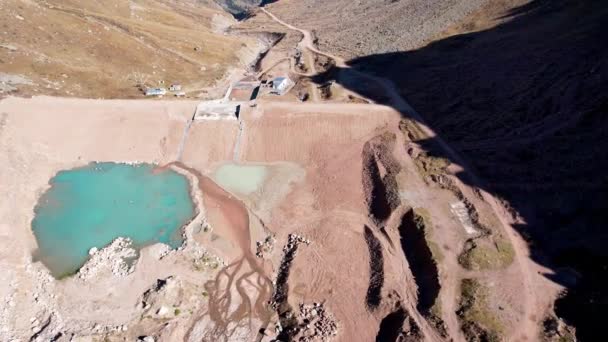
[78,237,137,281]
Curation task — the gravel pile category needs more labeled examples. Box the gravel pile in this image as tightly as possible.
[295,303,339,341]
[78,237,137,281]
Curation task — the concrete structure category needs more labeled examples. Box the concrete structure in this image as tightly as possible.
[235,75,259,86]
[193,76,261,121]
[145,88,167,96]
[229,88,256,101]
[169,84,182,92]
[194,99,239,120]
[228,76,261,102]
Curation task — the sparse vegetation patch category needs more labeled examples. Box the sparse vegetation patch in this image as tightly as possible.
[459,237,514,271]
[399,118,426,142]
[457,278,504,342]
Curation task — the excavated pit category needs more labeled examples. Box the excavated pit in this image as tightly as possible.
[364,225,385,310]
[362,133,402,226]
[376,303,421,342]
[376,306,407,342]
[271,234,309,340]
[397,209,441,315]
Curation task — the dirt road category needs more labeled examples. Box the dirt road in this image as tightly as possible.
[261,7,540,341]
[261,8,329,102]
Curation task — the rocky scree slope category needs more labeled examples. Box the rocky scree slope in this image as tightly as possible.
[319,0,608,340]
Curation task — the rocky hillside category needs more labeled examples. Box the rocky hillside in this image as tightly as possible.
[0,0,261,98]
[312,0,607,339]
[265,0,494,59]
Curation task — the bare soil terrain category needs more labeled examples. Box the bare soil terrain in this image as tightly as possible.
[1,0,599,341]
[308,0,606,340]
[0,92,542,341]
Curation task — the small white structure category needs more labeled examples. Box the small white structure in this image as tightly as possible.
[271,77,291,95]
[145,88,167,96]
[194,99,239,120]
[169,84,182,92]
[174,91,186,97]
[450,202,479,235]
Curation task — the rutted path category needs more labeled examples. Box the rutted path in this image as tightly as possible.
[175,108,197,161]
[232,119,244,161]
[261,7,539,342]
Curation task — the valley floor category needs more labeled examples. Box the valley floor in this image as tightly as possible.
[0,3,567,342]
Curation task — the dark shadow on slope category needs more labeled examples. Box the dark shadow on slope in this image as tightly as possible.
[498,0,547,18]
[376,306,407,342]
[553,248,608,340]
[214,0,278,20]
[397,210,441,316]
[364,225,385,310]
[312,0,608,340]
[375,301,421,342]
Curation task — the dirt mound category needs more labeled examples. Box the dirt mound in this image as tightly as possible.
[361,132,402,226]
[290,303,339,341]
[269,234,340,341]
[271,234,312,340]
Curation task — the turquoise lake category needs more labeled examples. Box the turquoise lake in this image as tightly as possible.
[31,162,196,277]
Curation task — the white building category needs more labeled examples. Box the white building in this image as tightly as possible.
[145,88,167,96]
[271,77,291,95]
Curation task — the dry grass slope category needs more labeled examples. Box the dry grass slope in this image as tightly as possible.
[0,0,259,98]
[458,278,504,342]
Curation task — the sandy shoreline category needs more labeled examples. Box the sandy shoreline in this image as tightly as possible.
[0,95,197,249]
[0,96,204,340]
[0,95,279,341]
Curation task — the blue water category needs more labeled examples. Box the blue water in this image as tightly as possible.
[31,162,195,277]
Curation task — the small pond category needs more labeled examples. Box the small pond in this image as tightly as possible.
[31,162,195,277]
[212,163,268,195]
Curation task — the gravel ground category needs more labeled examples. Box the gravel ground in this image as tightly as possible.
[266,0,491,58]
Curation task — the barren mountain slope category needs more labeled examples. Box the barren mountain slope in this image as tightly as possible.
[264,0,495,59]
[310,0,607,339]
[0,0,260,98]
